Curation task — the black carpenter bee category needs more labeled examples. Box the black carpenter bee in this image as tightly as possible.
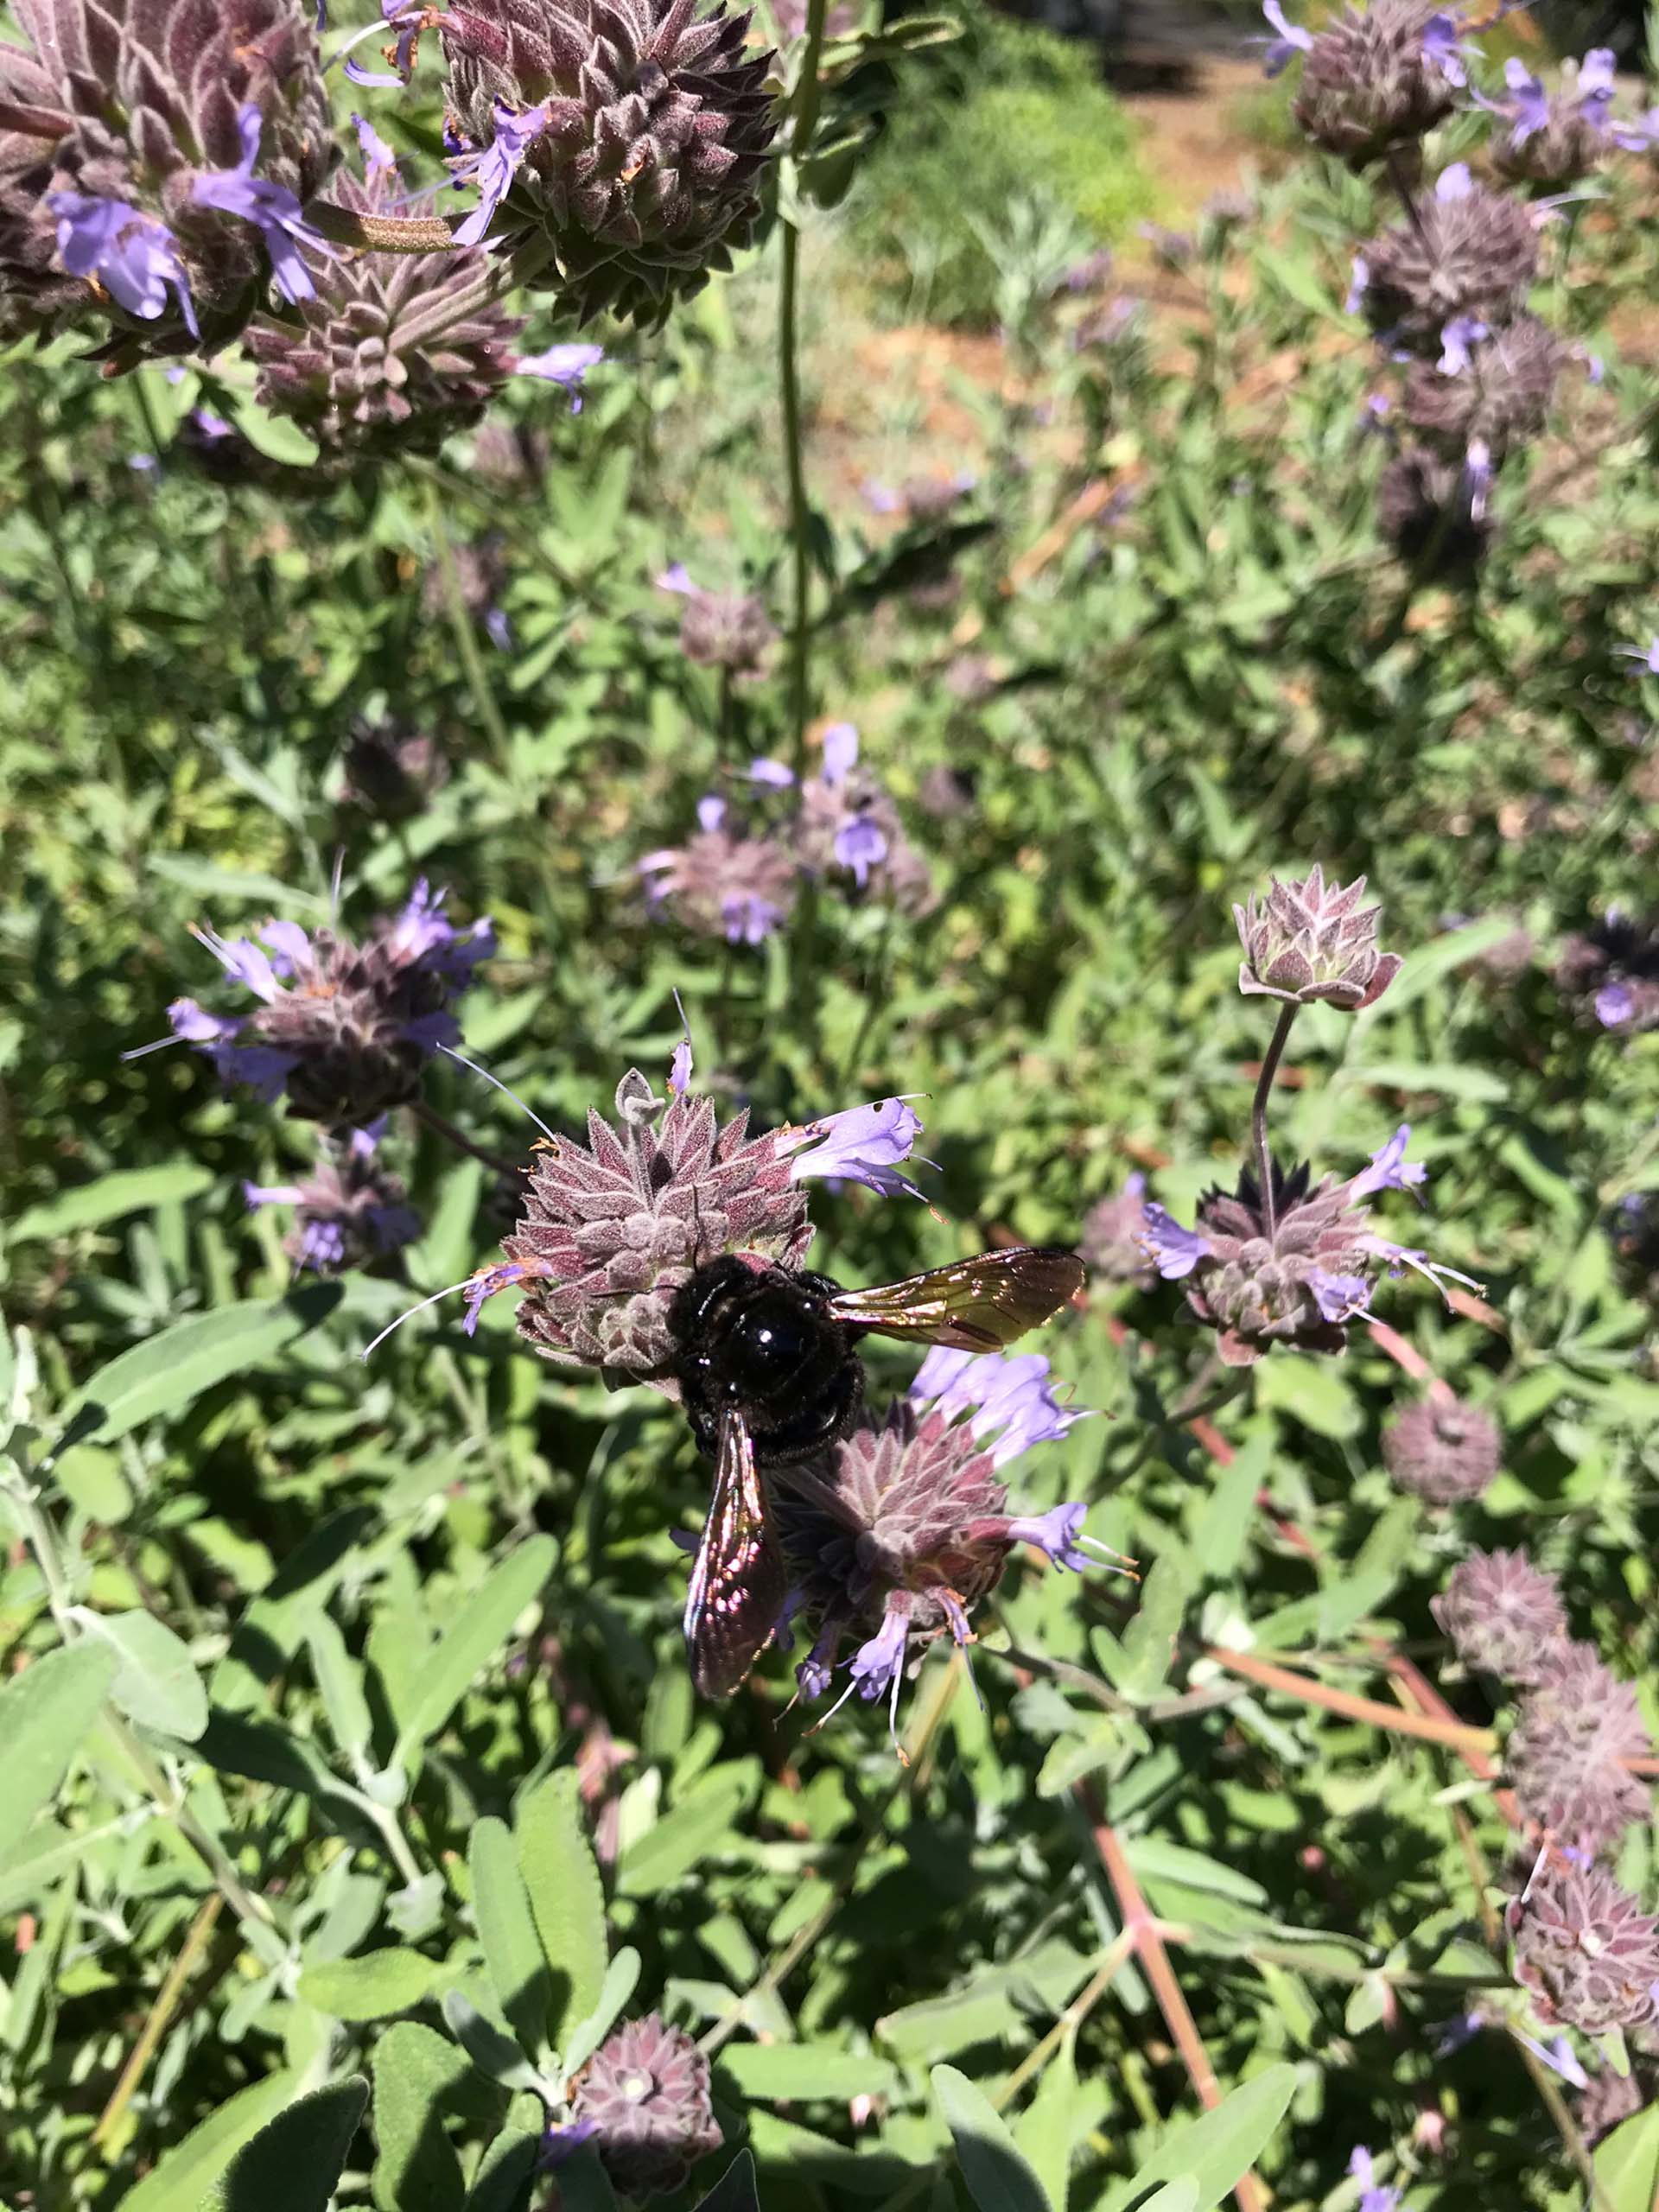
[668,1247,1085,1698]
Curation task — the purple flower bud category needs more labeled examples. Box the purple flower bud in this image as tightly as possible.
[1308,1268,1372,1324]
[168,998,238,1046]
[1437,162,1474,200]
[910,1347,1086,1466]
[1438,314,1489,374]
[1596,982,1636,1029]
[1000,1502,1094,1571]
[1139,1203,1213,1281]
[1348,2148,1403,2212]
[1345,254,1370,315]
[668,1039,694,1096]
[191,106,333,306]
[779,1097,925,1198]
[1421,13,1466,89]
[464,1260,529,1333]
[720,893,784,945]
[514,341,604,411]
[656,563,696,595]
[538,2116,601,2171]
[696,794,728,835]
[797,1619,842,1699]
[749,756,797,787]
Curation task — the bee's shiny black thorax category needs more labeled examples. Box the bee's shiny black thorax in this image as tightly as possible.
[668,1256,864,1465]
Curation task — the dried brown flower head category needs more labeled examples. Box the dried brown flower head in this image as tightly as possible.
[1402,316,1565,460]
[1382,1393,1502,1503]
[436,0,779,327]
[244,159,523,454]
[1234,865,1402,1011]
[1511,1863,1659,2037]
[341,721,450,822]
[1432,1548,1567,1682]
[570,2013,722,2199]
[503,1067,813,1387]
[1287,0,1463,168]
[638,798,799,944]
[1140,1128,1469,1368]
[1362,173,1540,359]
[1509,1640,1653,1853]
[1377,445,1497,581]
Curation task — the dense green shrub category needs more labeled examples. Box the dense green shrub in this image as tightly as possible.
[845,3,1157,322]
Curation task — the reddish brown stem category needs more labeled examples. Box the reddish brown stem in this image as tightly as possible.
[1084,1798,1268,2212]
[1204,1645,1497,1753]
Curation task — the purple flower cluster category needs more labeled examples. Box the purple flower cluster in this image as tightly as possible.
[375,1042,934,1383]
[638,724,937,944]
[244,1122,419,1273]
[143,880,493,1130]
[1265,4,1645,573]
[774,1345,1113,1746]
[2,3,334,364]
[1140,1127,1473,1366]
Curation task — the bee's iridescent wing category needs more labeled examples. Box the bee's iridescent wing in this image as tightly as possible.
[828,1247,1084,1351]
[683,1408,788,1700]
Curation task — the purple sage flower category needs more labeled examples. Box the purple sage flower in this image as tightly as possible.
[1141,1204,1213,1281]
[353,113,400,178]
[822,722,860,782]
[449,100,550,248]
[834,812,889,888]
[514,341,605,411]
[244,1123,420,1273]
[777,1098,926,1198]
[1260,0,1313,77]
[134,883,492,1128]
[779,1343,1114,1745]
[48,195,199,336]
[909,1345,1088,1466]
[1438,314,1489,374]
[1348,2148,1403,2212]
[191,106,333,306]
[1348,1125,1428,1202]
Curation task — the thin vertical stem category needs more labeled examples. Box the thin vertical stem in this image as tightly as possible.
[92,1893,223,2151]
[429,488,513,774]
[1384,148,1431,251]
[779,223,811,766]
[1086,1805,1266,2212]
[1252,1001,1298,1237]
[779,0,830,769]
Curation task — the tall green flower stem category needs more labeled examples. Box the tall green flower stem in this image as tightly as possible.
[779,0,830,769]
[428,486,513,778]
[1252,1001,1299,1236]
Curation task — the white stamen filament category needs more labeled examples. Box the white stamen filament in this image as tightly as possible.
[359,1274,480,1360]
[439,1044,558,1141]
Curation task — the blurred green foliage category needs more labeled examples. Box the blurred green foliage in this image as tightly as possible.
[846,1,1158,323]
